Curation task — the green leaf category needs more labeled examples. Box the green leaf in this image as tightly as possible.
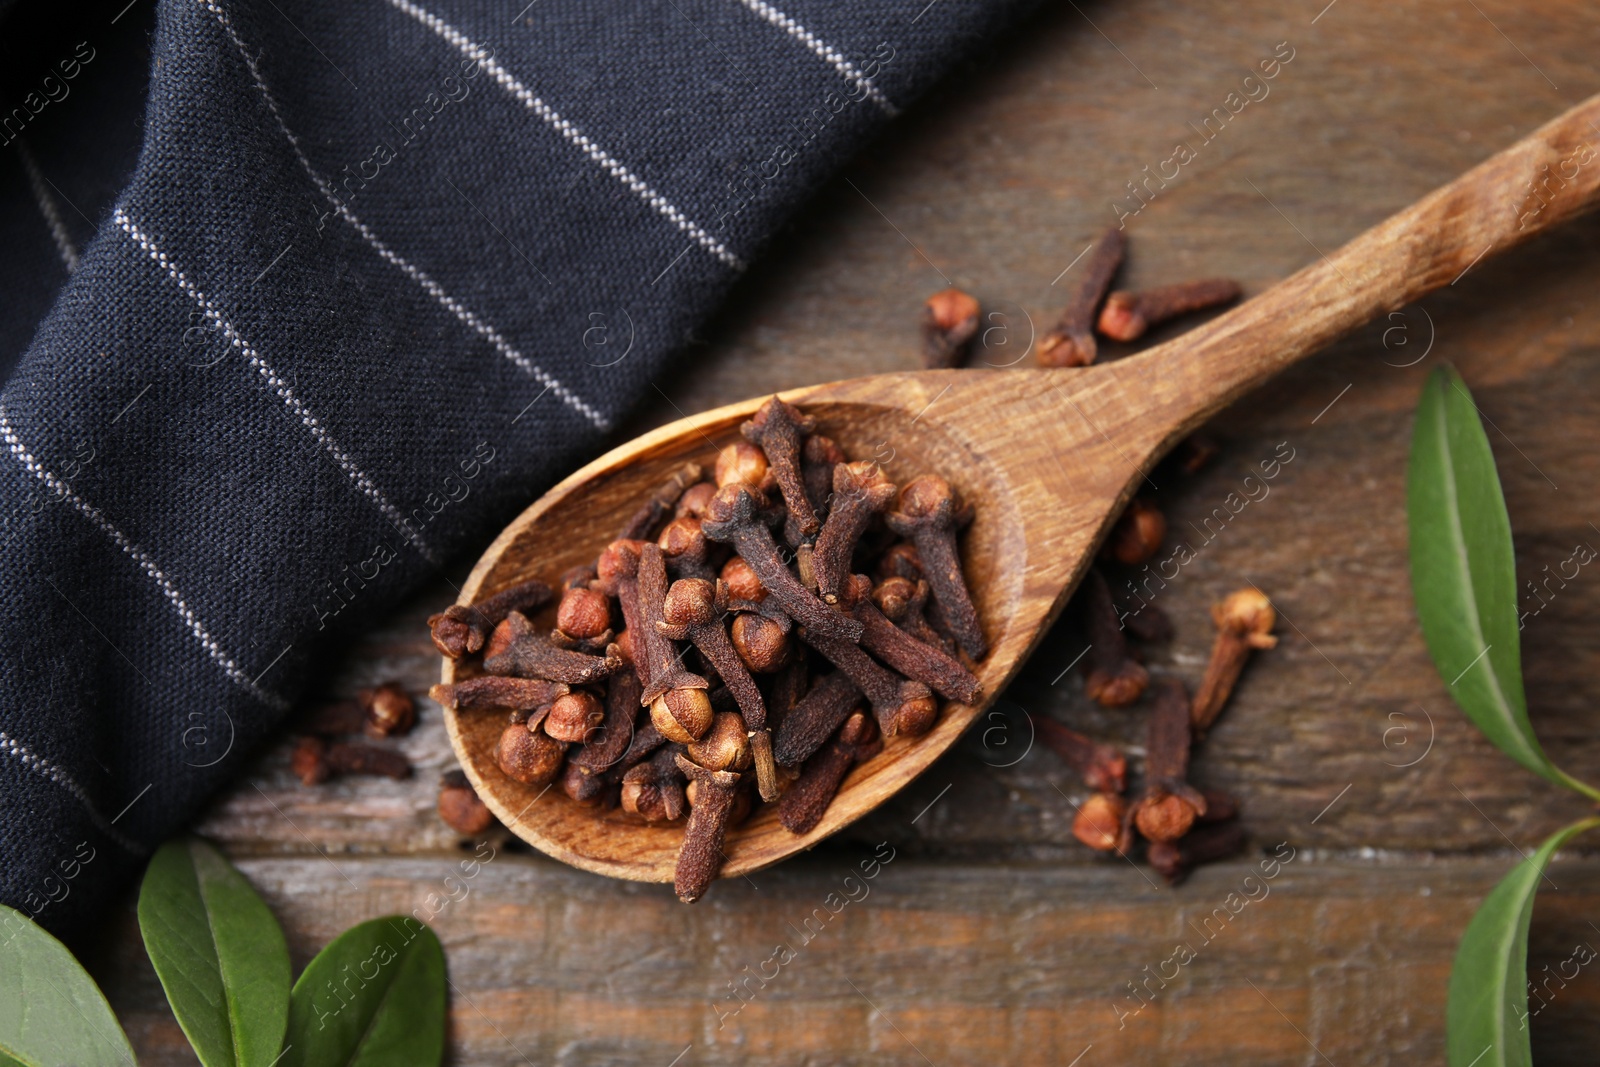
[137,838,291,1067]
[1407,365,1600,800]
[0,903,136,1066]
[1447,817,1600,1066]
[282,917,445,1067]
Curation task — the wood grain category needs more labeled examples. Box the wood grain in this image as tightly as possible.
[94,0,1600,1062]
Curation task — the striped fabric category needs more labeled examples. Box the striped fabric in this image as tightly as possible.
[0,0,1027,939]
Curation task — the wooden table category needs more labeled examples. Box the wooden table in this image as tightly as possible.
[93,1,1600,1062]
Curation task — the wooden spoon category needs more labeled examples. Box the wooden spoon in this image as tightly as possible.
[443,95,1600,885]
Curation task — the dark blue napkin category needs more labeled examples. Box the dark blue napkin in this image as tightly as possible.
[0,0,1027,939]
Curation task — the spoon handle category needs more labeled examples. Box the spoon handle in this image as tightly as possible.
[1139,91,1600,433]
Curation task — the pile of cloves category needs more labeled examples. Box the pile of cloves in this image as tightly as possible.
[1028,461,1277,884]
[291,682,417,785]
[429,396,986,902]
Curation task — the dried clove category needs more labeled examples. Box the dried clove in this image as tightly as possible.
[729,611,791,674]
[358,682,416,738]
[544,690,607,743]
[1035,717,1127,794]
[779,712,882,833]
[555,585,614,646]
[496,722,567,785]
[701,483,862,643]
[839,574,979,704]
[674,755,742,902]
[1191,588,1277,737]
[438,770,495,835]
[1133,680,1207,843]
[813,461,897,603]
[920,288,981,368]
[650,686,715,744]
[742,396,819,541]
[801,624,937,739]
[636,542,709,702]
[561,760,617,808]
[292,736,331,785]
[885,476,986,659]
[1097,278,1241,343]
[621,747,688,822]
[801,434,846,522]
[1037,227,1125,368]
[568,669,643,777]
[1104,498,1166,566]
[714,440,770,489]
[598,714,668,785]
[658,578,780,800]
[1147,821,1247,885]
[1079,568,1148,707]
[872,576,955,655]
[483,612,625,685]
[324,740,412,780]
[1072,792,1128,853]
[720,555,767,602]
[428,577,554,659]
[301,700,366,737]
[658,515,717,581]
[430,676,569,713]
[773,671,863,767]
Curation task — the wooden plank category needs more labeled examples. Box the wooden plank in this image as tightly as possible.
[93,854,1600,1065]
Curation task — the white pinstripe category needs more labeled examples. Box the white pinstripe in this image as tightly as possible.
[0,730,144,854]
[0,404,287,711]
[197,0,610,432]
[733,0,897,115]
[384,0,746,271]
[15,141,79,273]
[114,208,441,564]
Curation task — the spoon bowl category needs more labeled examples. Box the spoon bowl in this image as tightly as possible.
[442,93,1600,885]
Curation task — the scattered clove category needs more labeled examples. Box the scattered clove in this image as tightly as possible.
[438,770,495,835]
[920,288,981,368]
[324,740,412,780]
[1104,498,1166,566]
[1132,680,1207,843]
[1078,568,1149,707]
[1072,792,1128,853]
[1037,227,1125,368]
[1147,822,1247,885]
[1035,717,1127,794]
[1191,588,1277,737]
[1097,278,1241,343]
